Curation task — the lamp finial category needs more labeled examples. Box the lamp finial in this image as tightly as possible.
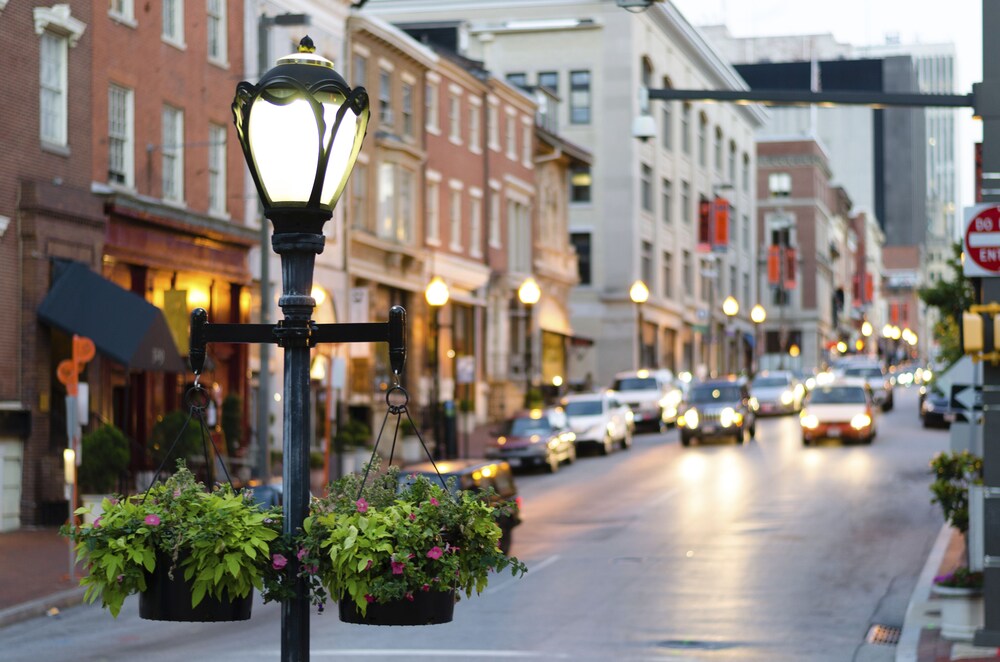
[298,36,316,53]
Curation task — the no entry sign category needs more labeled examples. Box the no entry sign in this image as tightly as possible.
[965,204,1000,277]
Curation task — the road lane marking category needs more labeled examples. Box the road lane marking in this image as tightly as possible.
[306,650,569,658]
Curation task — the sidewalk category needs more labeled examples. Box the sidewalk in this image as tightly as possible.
[0,527,86,628]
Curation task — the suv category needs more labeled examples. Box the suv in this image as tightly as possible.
[402,459,521,554]
[610,369,682,432]
[561,391,634,454]
[485,407,576,473]
[677,376,756,446]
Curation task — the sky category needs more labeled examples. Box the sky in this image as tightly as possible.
[671,0,984,212]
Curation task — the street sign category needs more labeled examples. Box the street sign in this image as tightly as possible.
[964,204,1000,276]
[950,383,983,422]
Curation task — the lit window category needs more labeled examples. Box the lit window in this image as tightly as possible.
[570,165,591,204]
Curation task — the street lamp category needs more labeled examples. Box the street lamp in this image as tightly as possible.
[861,320,873,338]
[750,304,766,374]
[425,276,449,459]
[722,296,739,374]
[629,279,649,370]
[519,277,541,406]
[225,36,377,661]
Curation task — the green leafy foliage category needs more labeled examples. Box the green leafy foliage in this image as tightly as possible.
[78,424,130,494]
[221,394,243,456]
[150,411,206,468]
[334,418,372,449]
[60,461,281,617]
[275,459,526,615]
[919,241,974,366]
[930,450,983,535]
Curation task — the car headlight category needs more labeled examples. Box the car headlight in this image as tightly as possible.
[780,390,794,405]
[749,396,759,411]
[850,413,872,430]
[923,401,934,413]
[720,407,736,428]
[800,412,819,429]
[805,377,816,390]
[682,409,699,429]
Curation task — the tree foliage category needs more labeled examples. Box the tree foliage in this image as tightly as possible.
[919,241,974,365]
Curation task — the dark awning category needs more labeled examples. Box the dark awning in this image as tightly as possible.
[37,261,185,372]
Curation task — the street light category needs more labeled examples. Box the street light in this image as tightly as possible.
[228,36,373,661]
[519,277,541,406]
[425,276,449,459]
[722,296,739,374]
[750,304,766,374]
[861,320,873,338]
[629,279,649,370]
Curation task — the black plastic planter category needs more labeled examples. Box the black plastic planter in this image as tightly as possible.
[338,589,455,626]
[139,555,253,622]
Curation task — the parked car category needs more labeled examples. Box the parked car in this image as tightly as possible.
[609,369,683,432]
[401,459,521,554]
[750,370,805,415]
[677,377,756,446]
[485,407,576,473]
[799,379,877,445]
[921,387,953,429]
[561,391,634,455]
[839,362,894,411]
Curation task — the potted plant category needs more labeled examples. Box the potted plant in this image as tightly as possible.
[334,418,373,474]
[61,461,282,621]
[78,424,130,524]
[290,460,527,625]
[929,450,985,640]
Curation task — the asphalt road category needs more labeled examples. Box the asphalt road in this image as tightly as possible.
[2,387,948,661]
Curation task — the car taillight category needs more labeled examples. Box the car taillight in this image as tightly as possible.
[515,496,523,513]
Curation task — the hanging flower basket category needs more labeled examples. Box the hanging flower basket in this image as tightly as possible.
[140,551,253,622]
[338,588,456,626]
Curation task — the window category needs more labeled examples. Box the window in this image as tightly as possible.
[742,153,750,191]
[769,172,792,197]
[522,122,532,167]
[425,76,439,133]
[641,164,653,212]
[401,82,414,138]
[162,0,184,45]
[681,180,691,223]
[714,127,723,172]
[641,58,653,114]
[505,112,516,159]
[376,163,414,243]
[487,101,500,151]
[354,53,367,89]
[426,176,441,244]
[400,169,414,245]
[110,0,134,23]
[469,102,481,152]
[641,241,653,286]
[506,72,527,89]
[161,105,184,202]
[570,232,592,285]
[449,93,462,144]
[661,178,673,224]
[379,69,393,126]
[39,32,68,146]
[570,165,592,203]
[730,266,737,300]
[208,123,226,214]
[728,141,737,183]
[207,0,226,63]
[681,103,691,154]
[661,104,673,151]
[697,113,707,167]
[489,184,502,248]
[538,71,558,94]
[742,213,750,249]
[108,85,134,186]
[470,189,483,256]
[351,162,368,230]
[570,70,591,124]
[449,184,463,251]
[682,250,692,293]
[743,272,751,310]
[508,197,532,273]
[663,251,673,298]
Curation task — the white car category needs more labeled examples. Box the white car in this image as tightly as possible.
[750,370,805,415]
[610,369,683,432]
[561,391,634,455]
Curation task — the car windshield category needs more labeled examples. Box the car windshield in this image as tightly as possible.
[843,367,883,379]
[507,417,554,436]
[753,376,790,387]
[689,385,741,403]
[808,386,867,404]
[612,377,658,391]
[564,400,603,416]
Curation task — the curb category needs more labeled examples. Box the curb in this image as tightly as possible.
[897,523,953,662]
[0,586,87,630]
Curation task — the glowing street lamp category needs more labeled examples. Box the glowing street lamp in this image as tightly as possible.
[629,280,649,369]
[519,277,541,405]
[861,320,873,337]
[425,277,449,458]
[750,304,766,373]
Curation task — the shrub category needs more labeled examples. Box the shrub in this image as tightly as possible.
[79,424,130,494]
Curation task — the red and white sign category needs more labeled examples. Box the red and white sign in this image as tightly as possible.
[964,204,1000,277]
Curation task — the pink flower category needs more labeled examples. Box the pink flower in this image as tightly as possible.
[116,574,124,584]
[93,517,102,528]
[144,514,160,527]
[272,553,288,570]
[365,594,375,603]
[421,584,431,592]
[391,560,406,575]
[108,498,119,505]
[173,489,181,498]
[429,497,440,506]
[297,548,308,562]
[426,546,443,560]
[356,498,369,513]
[365,559,373,571]
[409,513,416,521]
[405,593,415,602]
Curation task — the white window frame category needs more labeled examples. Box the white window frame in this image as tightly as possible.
[379,65,394,127]
[487,96,500,152]
[162,0,185,49]
[448,84,462,146]
[507,192,532,274]
[39,31,68,147]
[108,84,134,187]
[208,123,227,216]
[351,159,369,231]
[401,77,415,139]
[468,95,482,154]
[768,172,792,198]
[469,187,483,258]
[489,180,502,249]
[449,180,464,252]
[425,72,440,135]
[426,171,442,246]
[109,0,136,26]
[206,0,227,66]
[161,105,185,203]
[521,116,532,168]
[505,108,517,160]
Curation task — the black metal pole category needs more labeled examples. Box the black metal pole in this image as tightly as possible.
[524,302,533,406]
[636,303,643,370]
[431,305,441,459]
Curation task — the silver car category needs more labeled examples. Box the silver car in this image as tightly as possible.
[750,370,805,415]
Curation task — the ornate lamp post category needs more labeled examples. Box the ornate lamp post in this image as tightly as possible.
[629,279,649,370]
[722,295,739,374]
[425,276,449,458]
[750,303,766,374]
[189,37,406,661]
[519,277,541,406]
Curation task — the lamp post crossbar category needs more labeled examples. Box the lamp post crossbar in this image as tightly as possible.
[647,87,975,109]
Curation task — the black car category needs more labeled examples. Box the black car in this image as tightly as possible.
[677,377,757,446]
[401,459,521,554]
[921,388,953,429]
